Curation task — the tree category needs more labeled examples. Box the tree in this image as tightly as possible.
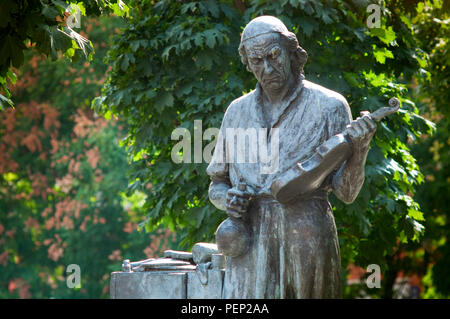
[0,15,176,299]
[95,0,438,297]
[0,0,127,109]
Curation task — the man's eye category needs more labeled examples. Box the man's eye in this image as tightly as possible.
[271,47,281,59]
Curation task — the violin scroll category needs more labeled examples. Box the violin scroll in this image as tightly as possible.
[368,97,400,122]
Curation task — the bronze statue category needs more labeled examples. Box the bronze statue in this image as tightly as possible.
[207,16,398,298]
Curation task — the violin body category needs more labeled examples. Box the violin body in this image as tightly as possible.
[271,133,352,204]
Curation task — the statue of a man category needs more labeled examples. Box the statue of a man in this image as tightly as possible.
[206,16,376,298]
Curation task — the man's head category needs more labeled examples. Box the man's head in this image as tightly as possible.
[238,16,307,92]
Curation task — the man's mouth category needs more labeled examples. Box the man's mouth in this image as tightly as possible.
[263,76,280,84]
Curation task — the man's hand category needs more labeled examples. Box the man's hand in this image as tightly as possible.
[346,113,377,151]
[225,187,252,218]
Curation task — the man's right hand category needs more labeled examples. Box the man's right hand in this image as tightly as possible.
[225,188,252,218]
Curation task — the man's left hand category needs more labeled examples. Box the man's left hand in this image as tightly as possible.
[346,113,377,151]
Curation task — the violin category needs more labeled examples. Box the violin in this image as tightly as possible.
[270,97,400,204]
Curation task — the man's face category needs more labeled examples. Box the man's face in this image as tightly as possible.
[244,33,291,93]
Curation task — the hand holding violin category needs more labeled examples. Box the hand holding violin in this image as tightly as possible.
[345,112,377,151]
[346,97,400,151]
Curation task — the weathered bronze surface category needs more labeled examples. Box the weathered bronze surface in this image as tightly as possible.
[207,16,392,298]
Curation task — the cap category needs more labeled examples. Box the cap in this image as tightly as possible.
[241,16,289,43]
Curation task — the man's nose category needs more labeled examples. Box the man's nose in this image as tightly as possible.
[263,58,274,74]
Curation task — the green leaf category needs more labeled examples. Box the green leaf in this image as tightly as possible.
[408,208,425,221]
[195,52,213,70]
[42,4,60,19]
[369,26,396,45]
[121,55,129,71]
[343,71,360,87]
[204,30,217,48]
[373,46,394,64]
[155,91,174,112]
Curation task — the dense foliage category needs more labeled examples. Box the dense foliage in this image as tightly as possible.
[0,16,175,298]
[407,2,449,298]
[95,0,445,297]
[0,0,127,109]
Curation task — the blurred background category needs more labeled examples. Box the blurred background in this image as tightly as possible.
[0,15,181,298]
